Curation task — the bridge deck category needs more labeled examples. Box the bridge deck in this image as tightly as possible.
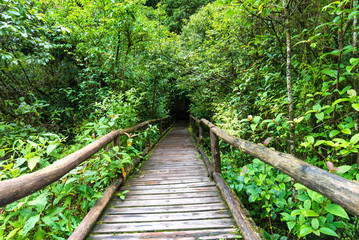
[88,123,241,239]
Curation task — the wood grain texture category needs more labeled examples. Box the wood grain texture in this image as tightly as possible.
[88,228,240,240]
[210,129,221,173]
[106,203,228,214]
[89,122,241,239]
[92,219,235,233]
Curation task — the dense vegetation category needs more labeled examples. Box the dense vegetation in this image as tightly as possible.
[1,0,359,239]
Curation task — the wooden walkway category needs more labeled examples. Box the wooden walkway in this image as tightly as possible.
[88,123,241,239]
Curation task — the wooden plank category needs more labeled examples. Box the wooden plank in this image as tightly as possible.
[92,219,235,233]
[123,182,215,190]
[111,196,222,207]
[129,175,207,181]
[150,152,198,155]
[137,169,208,174]
[128,178,212,186]
[88,229,239,240]
[132,171,207,176]
[106,203,228,214]
[119,186,218,195]
[123,191,219,200]
[140,165,206,170]
[100,210,231,223]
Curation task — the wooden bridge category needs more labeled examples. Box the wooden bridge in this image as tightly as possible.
[89,122,242,239]
[0,116,358,239]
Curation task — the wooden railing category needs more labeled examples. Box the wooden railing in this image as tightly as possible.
[190,116,359,218]
[0,116,173,208]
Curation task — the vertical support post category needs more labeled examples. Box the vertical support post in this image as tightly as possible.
[146,124,150,148]
[210,129,221,173]
[159,120,163,135]
[198,122,203,145]
[113,134,121,149]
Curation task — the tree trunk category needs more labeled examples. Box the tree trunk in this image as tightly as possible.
[283,0,297,202]
[353,0,359,170]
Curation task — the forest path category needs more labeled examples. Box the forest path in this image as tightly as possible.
[88,122,241,239]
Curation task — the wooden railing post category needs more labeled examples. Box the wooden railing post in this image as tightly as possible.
[210,129,221,173]
[198,122,203,145]
[113,134,121,149]
[159,120,163,135]
[146,124,151,147]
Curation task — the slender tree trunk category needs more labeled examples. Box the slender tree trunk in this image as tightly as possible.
[353,0,359,170]
[284,1,295,156]
[283,0,297,202]
[152,11,162,118]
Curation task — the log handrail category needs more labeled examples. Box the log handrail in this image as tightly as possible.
[190,115,359,216]
[0,117,171,207]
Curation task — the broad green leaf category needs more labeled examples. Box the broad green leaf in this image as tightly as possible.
[332,98,350,106]
[325,204,349,219]
[28,156,41,171]
[307,136,314,144]
[34,228,45,240]
[294,183,306,190]
[287,221,295,231]
[304,209,319,217]
[341,128,351,135]
[304,200,311,210]
[300,225,313,237]
[319,227,339,237]
[28,193,48,213]
[46,144,57,155]
[291,209,301,216]
[22,214,40,236]
[352,103,359,111]
[313,104,321,111]
[311,218,319,230]
[315,112,324,121]
[348,10,359,19]
[6,228,20,240]
[329,130,340,138]
[336,165,351,174]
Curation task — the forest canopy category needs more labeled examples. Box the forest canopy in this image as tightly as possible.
[1,0,359,239]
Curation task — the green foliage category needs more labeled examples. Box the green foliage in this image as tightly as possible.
[183,1,359,238]
[0,89,162,239]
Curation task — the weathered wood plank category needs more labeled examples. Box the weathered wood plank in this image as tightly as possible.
[123,182,215,190]
[140,165,206,170]
[111,196,222,207]
[92,219,235,233]
[107,203,228,214]
[123,191,219,200]
[128,175,208,182]
[128,178,212,186]
[136,169,208,175]
[118,186,218,195]
[100,210,231,223]
[88,228,240,240]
